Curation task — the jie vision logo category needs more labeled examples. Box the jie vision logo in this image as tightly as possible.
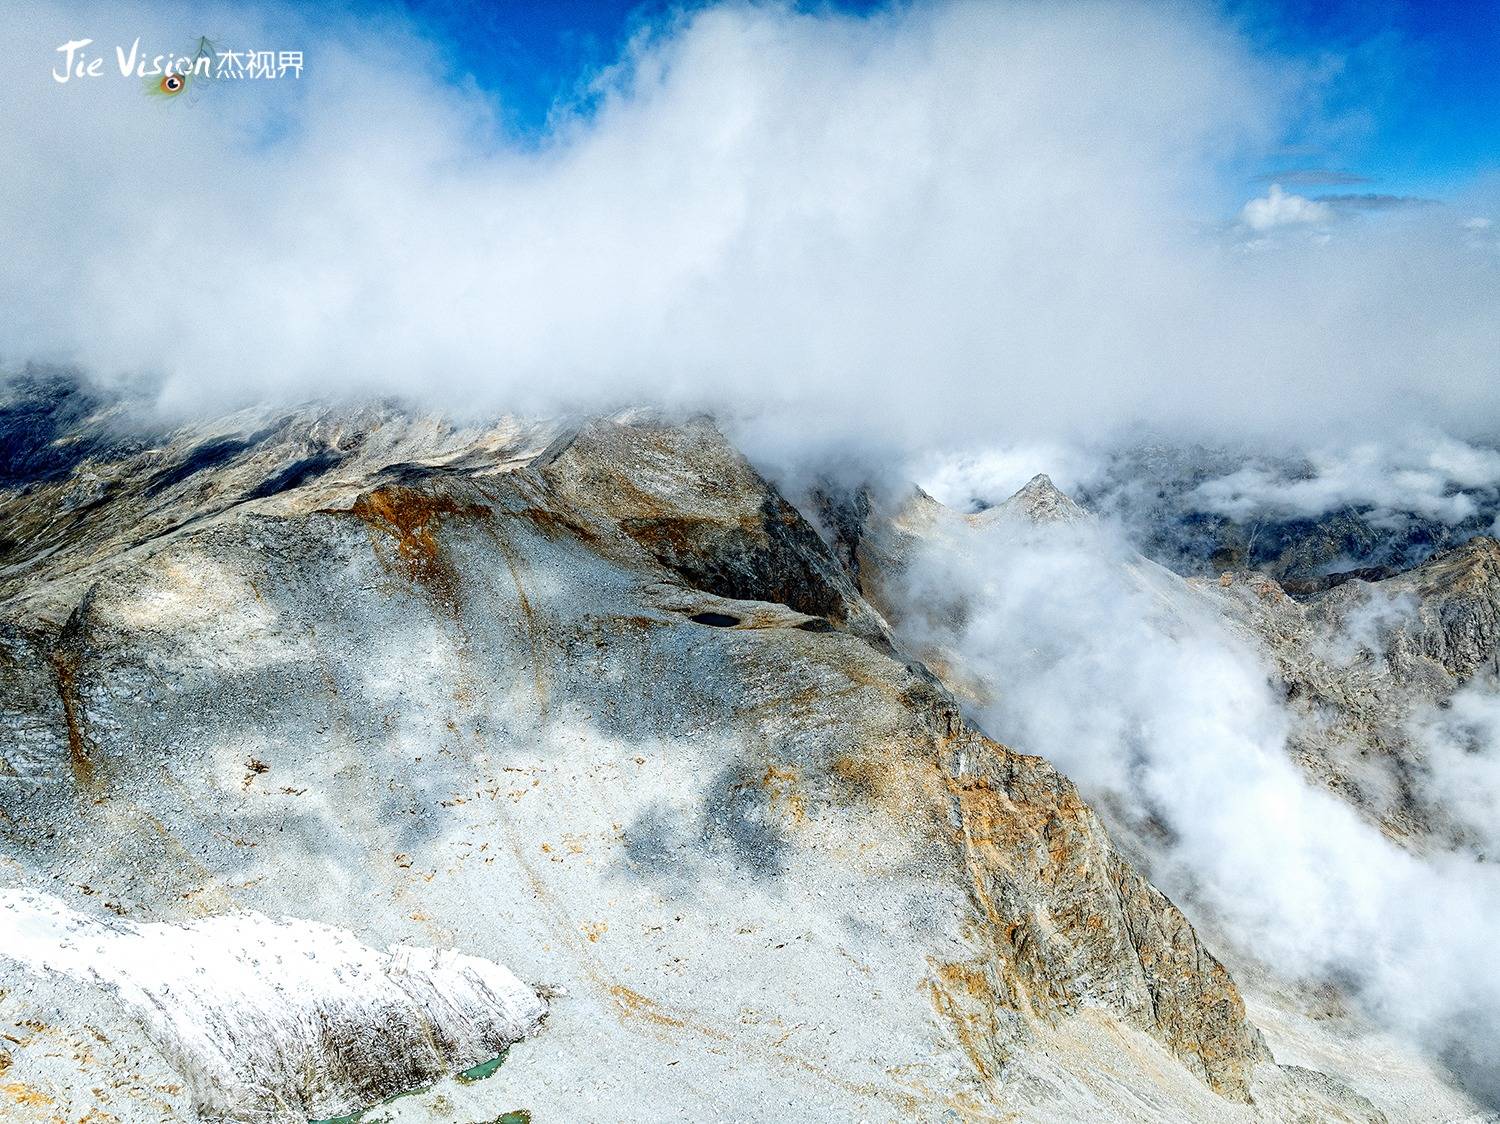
[53,36,302,98]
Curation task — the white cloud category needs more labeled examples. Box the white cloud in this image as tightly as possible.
[1189,434,1500,524]
[1240,183,1333,230]
[1410,684,1500,860]
[0,0,1494,456]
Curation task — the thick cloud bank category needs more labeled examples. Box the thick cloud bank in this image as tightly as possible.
[3,0,1496,450]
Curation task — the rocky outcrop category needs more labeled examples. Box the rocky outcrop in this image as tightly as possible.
[1371,536,1500,684]
[935,722,1259,1098]
[525,419,889,640]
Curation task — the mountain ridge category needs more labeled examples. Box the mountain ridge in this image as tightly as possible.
[0,378,1487,1121]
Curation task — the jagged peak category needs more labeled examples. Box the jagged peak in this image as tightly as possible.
[971,472,1088,527]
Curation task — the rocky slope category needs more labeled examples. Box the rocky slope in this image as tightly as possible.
[0,377,1454,1121]
[836,468,1500,849]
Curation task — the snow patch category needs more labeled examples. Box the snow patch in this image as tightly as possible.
[0,889,546,1122]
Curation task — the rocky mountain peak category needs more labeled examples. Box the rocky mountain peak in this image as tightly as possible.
[973,472,1088,527]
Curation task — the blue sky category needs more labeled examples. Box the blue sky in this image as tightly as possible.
[355,0,1497,201]
[352,0,882,131]
[1247,0,1499,196]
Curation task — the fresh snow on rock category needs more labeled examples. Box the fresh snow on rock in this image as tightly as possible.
[0,889,546,1122]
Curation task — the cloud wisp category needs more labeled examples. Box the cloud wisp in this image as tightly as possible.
[1240,183,1332,229]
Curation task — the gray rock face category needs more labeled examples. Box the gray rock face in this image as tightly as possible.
[1192,537,1500,845]
[0,387,1307,1121]
[1372,537,1500,684]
